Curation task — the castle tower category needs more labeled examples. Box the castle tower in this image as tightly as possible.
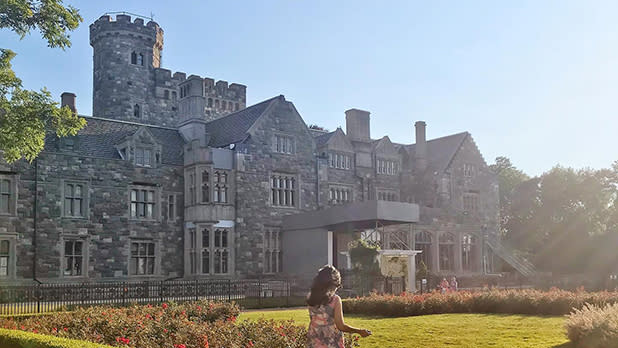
[90,14,165,124]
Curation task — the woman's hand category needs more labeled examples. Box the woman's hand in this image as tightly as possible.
[357,329,372,337]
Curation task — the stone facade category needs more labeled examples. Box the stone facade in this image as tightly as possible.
[0,13,500,284]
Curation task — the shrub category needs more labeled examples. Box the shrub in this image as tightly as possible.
[0,300,361,348]
[566,302,618,348]
[342,288,618,317]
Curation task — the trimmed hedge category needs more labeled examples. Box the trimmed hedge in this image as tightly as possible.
[0,328,114,348]
[342,288,618,317]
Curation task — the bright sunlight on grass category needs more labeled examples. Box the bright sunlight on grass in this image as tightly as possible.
[241,309,572,348]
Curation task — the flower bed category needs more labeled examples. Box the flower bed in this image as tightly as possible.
[342,288,618,317]
[0,300,360,348]
[566,302,618,348]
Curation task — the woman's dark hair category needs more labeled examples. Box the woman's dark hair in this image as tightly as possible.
[307,265,341,307]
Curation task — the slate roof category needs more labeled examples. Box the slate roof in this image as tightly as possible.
[314,131,336,146]
[45,117,186,166]
[203,96,281,148]
[403,132,469,173]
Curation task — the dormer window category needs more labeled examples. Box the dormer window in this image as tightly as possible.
[135,147,153,167]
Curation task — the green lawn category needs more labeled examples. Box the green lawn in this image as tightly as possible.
[241,309,572,348]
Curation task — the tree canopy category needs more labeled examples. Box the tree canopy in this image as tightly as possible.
[492,157,618,276]
[0,0,86,163]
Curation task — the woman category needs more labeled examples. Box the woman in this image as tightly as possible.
[306,265,372,348]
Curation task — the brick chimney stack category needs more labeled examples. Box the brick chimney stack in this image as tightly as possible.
[415,121,427,174]
[61,92,77,114]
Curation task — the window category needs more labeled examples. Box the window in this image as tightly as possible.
[131,51,137,64]
[130,188,156,220]
[414,231,432,269]
[164,90,169,100]
[439,232,455,271]
[274,135,294,154]
[208,98,213,107]
[462,234,478,272]
[135,147,153,167]
[235,103,239,111]
[329,186,352,205]
[463,193,480,213]
[264,228,282,273]
[271,174,297,207]
[214,229,229,274]
[172,91,177,101]
[168,194,176,221]
[201,170,210,203]
[222,101,227,111]
[133,104,141,118]
[328,152,352,170]
[130,241,156,275]
[213,171,228,203]
[64,182,85,217]
[376,159,399,175]
[215,99,219,108]
[187,169,196,205]
[63,239,85,276]
[201,228,210,274]
[464,164,476,177]
[377,190,398,202]
[137,53,144,66]
[188,228,197,274]
[0,239,11,277]
[1,178,12,215]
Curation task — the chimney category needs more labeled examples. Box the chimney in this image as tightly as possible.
[415,121,427,174]
[61,92,77,114]
[345,109,371,141]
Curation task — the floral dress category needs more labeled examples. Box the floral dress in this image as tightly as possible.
[307,295,345,348]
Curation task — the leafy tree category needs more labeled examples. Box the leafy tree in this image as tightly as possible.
[489,156,530,238]
[0,0,86,163]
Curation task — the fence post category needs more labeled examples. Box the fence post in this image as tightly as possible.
[258,277,262,306]
[122,282,126,306]
[160,280,164,303]
[36,284,41,314]
[195,279,199,301]
[81,283,85,307]
[228,279,231,302]
[286,279,290,307]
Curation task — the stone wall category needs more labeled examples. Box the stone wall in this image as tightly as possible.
[1,152,184,283]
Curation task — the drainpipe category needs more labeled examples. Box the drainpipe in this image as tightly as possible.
[32,158,41,284]
[315,154,321,209]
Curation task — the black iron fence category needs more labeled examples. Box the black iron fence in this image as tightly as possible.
[0,278,294,315]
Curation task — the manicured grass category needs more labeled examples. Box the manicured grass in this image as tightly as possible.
[241,309,572,348]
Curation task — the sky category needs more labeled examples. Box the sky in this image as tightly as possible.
[1,0,617,176]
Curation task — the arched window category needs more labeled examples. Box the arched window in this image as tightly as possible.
[222,101,227,110]
[415,231,432,269]
[215,99,220,109]
[137,53,144,66]
[131,51,137,64]
[164,90,169,100]
[172,91,177,101]
[133,104,141,118]
[208,98,213,107]
[462,234,478,272]
[439,232,455,271]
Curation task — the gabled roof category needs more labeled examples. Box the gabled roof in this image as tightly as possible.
[314,131,336,146]
[404,132,469,173]
[45,117,186,166]
[203,96,281,148]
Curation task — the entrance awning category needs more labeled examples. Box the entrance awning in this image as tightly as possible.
[282,200,420,231]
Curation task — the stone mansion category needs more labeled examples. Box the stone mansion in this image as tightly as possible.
[0,13,520,284]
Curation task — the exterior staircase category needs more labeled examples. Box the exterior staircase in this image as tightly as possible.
[486,236,536,277]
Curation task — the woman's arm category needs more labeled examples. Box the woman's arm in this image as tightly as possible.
[333,296,371,337]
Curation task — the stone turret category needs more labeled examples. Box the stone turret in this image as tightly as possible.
[90,14,168,125]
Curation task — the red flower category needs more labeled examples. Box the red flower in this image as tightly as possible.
[174,345,186,348]
[246,340,254,347]
[162,303,168,309]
